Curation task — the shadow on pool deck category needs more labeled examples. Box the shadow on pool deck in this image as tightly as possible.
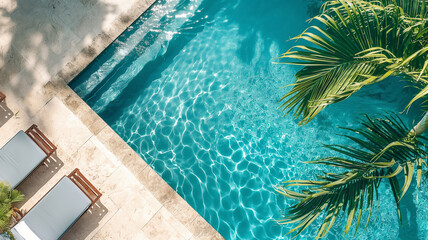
[0,0,222,239]
[0,101,13,127]
[0,0,115,119]
[62,201,109,240]
[15,152,64,208]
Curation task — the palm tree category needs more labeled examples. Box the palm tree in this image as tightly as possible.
[0,182,24,235]
[276,0,428,238]
[276,114,428,238]
[278,0,428,125]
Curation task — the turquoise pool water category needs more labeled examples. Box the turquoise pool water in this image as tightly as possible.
[70,0,426,239]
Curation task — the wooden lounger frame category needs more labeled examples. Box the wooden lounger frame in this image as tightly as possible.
[68,168,102,205]
[25,124,56,159]
[0,91,5,102]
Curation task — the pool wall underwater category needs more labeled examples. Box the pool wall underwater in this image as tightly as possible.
[70,0,427,239]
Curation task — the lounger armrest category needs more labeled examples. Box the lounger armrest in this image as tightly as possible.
[12,207,24,223]
[68,168,102,205]
[0,91,5,102]
[25,124,57,158]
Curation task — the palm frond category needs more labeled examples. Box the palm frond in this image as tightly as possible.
[279,0,428,124]
[277,114,428,238]
[376,0,428,17]
[0,182,24,233]
[277,173,381,238]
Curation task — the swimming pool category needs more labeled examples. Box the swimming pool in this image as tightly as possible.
[70,0,426,239]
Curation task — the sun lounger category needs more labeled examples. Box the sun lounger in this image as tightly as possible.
[0,91,5,102]
[11,169,101,240]
[0,125,56,188]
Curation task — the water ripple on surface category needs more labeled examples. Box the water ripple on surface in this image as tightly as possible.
[71,0,424,239]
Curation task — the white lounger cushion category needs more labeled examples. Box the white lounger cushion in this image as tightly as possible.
[12,221,41,240]
[11,177,91,240]
[0,131,47,188]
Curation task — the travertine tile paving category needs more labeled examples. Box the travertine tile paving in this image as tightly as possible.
[34,97,93,155]
[142,208,191,240]
[0,0,223,239]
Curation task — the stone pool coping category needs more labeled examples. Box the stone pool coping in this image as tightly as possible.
[0,0,223,239]
[45,2,224,240]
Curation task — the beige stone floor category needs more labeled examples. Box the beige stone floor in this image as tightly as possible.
[0,0,222,239]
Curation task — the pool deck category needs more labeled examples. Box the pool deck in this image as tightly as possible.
[0,0,222,239]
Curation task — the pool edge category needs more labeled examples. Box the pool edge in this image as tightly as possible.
[42,0,224,239]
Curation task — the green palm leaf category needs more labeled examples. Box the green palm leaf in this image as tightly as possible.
[375,0,428,17]
[277,114,428,238]
[0,182,24,233]
[279,0,428,124]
